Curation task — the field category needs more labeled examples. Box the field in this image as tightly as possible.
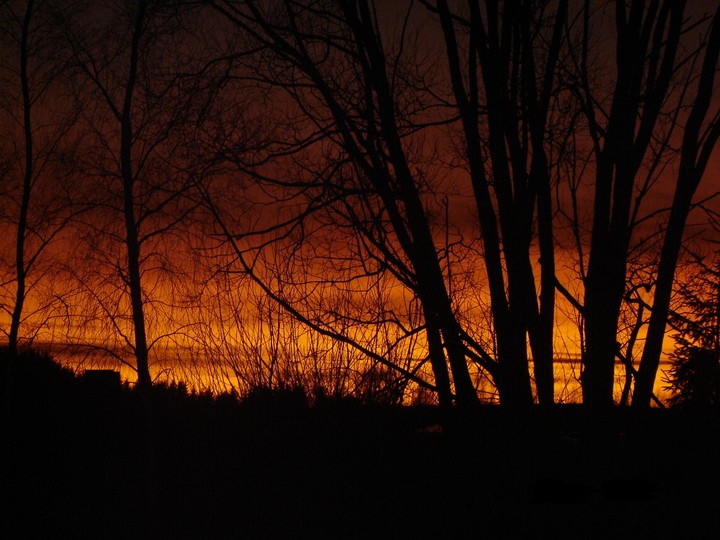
[2,350,719,538]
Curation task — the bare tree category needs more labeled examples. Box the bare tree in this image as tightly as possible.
[207,0,489,406]
[0,0,83,354]
[633,5,720,407]
[571,0,695,407]
[432,0,569,405]
[60,0,213,388]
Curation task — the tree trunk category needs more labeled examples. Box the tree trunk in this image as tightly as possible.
[580,0,685,407]
[583,230,627,407]
[532,161,556,406]
[423,308,453,408]
[436,0,565,407]
[634,6,720,407]
[8,0,35,355]
[345,0,479,407]
[121,0,151,389]
[633,197,691,406]
[403,179,479,406]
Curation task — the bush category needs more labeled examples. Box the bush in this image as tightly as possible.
[1,347,77,402]
[664,346,720,408]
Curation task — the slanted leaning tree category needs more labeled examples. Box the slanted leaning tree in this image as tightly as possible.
[633,5,720,407]
[209,0,486,406]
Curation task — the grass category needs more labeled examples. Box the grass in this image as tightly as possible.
[2,348,719,538]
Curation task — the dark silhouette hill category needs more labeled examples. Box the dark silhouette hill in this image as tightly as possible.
[1,348,719,538]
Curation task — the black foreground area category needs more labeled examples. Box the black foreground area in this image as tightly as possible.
[2,351,719,539]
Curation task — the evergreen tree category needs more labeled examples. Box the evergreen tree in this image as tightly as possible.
[665,255,720,407]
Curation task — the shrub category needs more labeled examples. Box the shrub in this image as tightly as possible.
[664,346,720,408]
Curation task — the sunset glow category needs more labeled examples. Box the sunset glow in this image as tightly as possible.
[2,0,719,408]
[5,2,720,538]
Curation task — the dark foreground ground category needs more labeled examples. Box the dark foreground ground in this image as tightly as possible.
[2,350,719,539]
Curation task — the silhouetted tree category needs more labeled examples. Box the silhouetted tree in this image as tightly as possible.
[4,0,720,409]
[571,0,707,406]
[664,253,720,407]
[0,0,82,353]
[633,5,720,407]
[208,0,484,406]
[61,0,211,388]
[433,0,569,406]
[208,0,720,408]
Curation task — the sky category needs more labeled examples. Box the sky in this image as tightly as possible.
[1,0,719,405]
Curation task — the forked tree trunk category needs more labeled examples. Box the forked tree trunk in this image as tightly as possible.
[581,0,684,407]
